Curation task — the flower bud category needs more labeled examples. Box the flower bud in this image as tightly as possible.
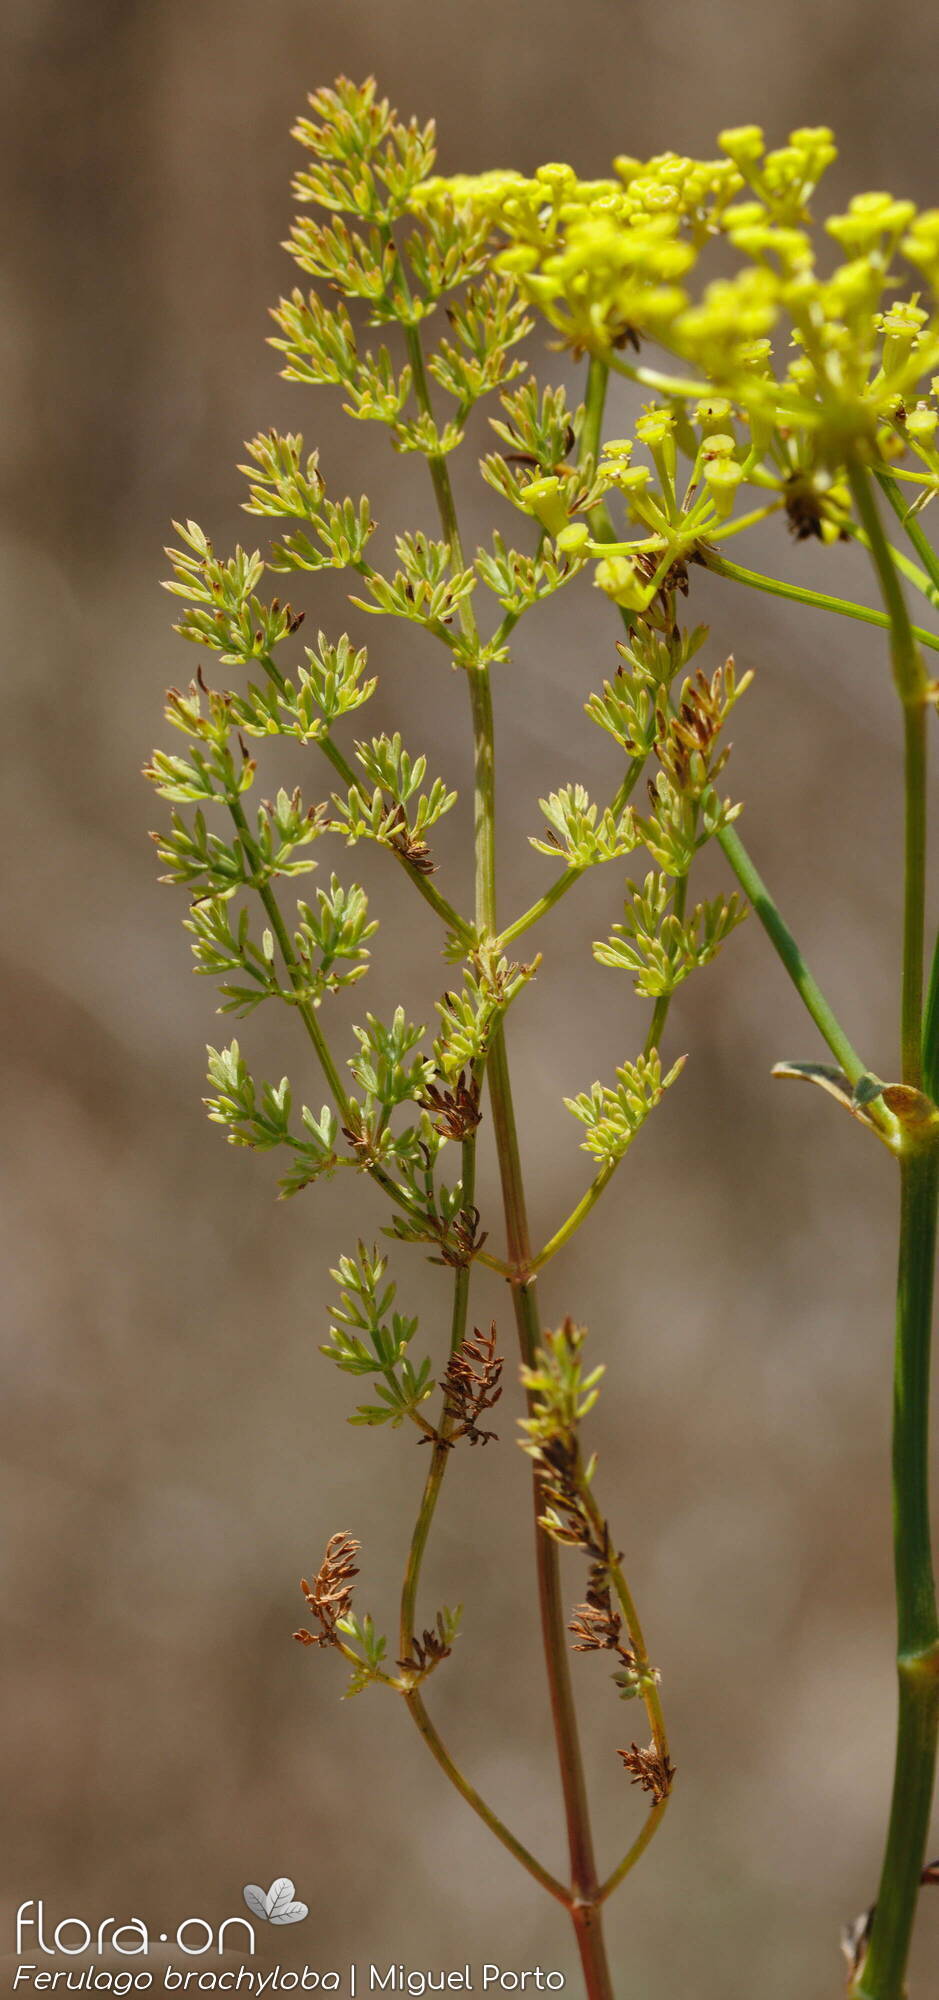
[722,202,768,231]
[703,455,745,517]
[878,300,929,375]
[594,557,655,611]
[613,465,655,517]
[636,409,677,483]
[718,126,765,168]
[535,162,576,194]
[694,398,733,442]
[702,432,736,459]
[556,522,590,555]
[521,476,570,536]
[827,193,916,253]
[787,356,817,392]
[906,403,938,446]
[496,245,539,275]
[613,155,642,185]
[789,125,835,152]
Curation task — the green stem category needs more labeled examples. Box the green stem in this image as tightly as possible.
[598,1799,669,1903]
[475,727,612,1993]
[644,854,691,1060]
[850,1144,939,2000]
[403,1688,570,1905]
[581,357,608,469]
[923,930,939,1106]
[846,466,926,709]
[394,1128,568,1905]
[255,650,472,944]
[902,702,929,1091]
[883,466,939,489]
[848,467,929,1091]
[875,468,939,600]
[709,500,786,541]
[579,1481,669,1769]
[844,466,939,1999]
[530,1164,617,1277]
[227,799,352,1112]
[698,549,939,657]
[225,796,425,1221]
[567,1459,671,1902]
[527,886,688,1279]
[582,357,623,549]
[399,1125,478,1658]
[402,310,615,1996]
[845,519,939,611]
[716,821,870,1085]
[498,758,646,950]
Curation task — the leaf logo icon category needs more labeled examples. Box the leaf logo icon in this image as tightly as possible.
[243,1879,309,1925]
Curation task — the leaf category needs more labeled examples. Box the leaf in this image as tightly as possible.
[270,1898,309,1926]
[266,1878,300,1921]
[242,1885,272,1921]
[853,1072,887,1108]
[771,1061,855,1109]
[242,1878,309,1924]
[771,1061,892,1139]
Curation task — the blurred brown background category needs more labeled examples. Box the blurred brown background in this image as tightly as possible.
[4,1,939,1994]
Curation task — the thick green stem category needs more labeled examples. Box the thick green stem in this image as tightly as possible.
[846,466,927,710]
[902,702,929,1091]
[894,1153,939,1663]
[923,930,939,1105]
[582,358,622,549]
[851,1144,939,2000]
[840,464,939,1998]
[709,458,939,1996]
[848,467,929,1090]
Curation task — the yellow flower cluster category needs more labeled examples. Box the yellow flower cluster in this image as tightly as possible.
[414,127,939,481]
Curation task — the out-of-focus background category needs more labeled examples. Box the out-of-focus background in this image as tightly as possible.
[4,2,939,1994]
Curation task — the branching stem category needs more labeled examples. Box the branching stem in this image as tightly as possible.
[393,1120,568,1904]
[498,757,646,950]
[359,312,623,2000]
[401,316,617,1996]
[224,794,426,1220]
[530,1164,618,1278]
[399,1123,479,1661]
[255,650,472,941]
[403,1687,570,1904]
